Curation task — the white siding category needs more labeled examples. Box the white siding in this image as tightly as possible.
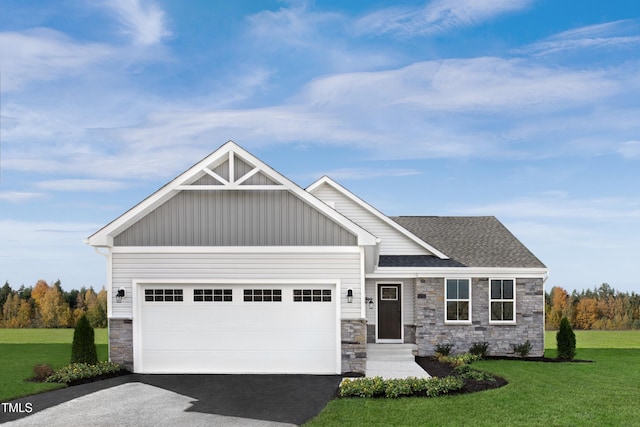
[365,279,415,325]
[311,183,431,255]
[111,250,362,319]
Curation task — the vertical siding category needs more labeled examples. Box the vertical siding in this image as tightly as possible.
[110,251,363,319]
[114,190,357,246]
[311,183,430,255]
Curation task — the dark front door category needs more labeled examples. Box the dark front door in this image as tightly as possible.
[377,284,402,340]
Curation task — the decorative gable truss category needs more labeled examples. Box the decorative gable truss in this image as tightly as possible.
[179,149,283,190]
[86,141,378,248]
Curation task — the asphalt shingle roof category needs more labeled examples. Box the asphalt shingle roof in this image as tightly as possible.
[390,216,546,269]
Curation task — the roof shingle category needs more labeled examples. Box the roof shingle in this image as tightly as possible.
[390,216,546,269]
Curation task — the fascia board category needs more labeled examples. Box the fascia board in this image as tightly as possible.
[368,267,549,278]
[307,176,450,259]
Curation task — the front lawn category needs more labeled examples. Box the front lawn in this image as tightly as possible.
[0,328,108,401]
[307,331,640,426]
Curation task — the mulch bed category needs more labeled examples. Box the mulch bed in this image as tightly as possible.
[415,357,508,394]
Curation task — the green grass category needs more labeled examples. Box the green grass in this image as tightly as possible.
[0,328,108,401]
[307,331,640,427]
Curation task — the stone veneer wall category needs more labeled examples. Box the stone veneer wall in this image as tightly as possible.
[415,277,544,357]
[109,318,133,371]
[341,319,367,374]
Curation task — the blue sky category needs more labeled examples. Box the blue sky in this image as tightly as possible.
[1,0,639,293]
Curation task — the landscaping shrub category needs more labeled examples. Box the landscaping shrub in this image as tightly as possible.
[71,314,98,365]
[435,343,453,356]
[453,365,496,382]
[557,316,577,360]
[31,364,54,382]
[469,342,489,358]
[339,376,464,399]
[437,353,479,367]
[46,361,123,384]
[513,340,532,358]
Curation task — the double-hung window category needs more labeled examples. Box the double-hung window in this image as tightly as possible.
[445,279,470,323]
[490,279,515,323]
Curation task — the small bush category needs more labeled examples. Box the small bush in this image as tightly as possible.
[557,317,577,360]
[469,342,489,358]
[453,365,496,382]
[71,315,98,365]
[339,376,463,399]
[435,343,453,356]
[31,364,54,382]
[513,340,532,358]
[46,361,123,384]
[437,353,480,367]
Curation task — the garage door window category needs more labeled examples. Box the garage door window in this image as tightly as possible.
[293,289,332,302]
[244,289,282,302]
[145,289,183,302]
[194,289,232,302]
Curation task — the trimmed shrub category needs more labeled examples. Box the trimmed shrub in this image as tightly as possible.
[437,353,480,367]
[339,376,464,399]
[557,317,577,360]
[71,314,98,365]
[46,361,123,384]
[435,343,453,356]
[513,340,532,358]
[469,342,489,359]
[453,365,496,382]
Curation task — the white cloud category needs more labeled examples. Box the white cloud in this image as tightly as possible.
[103,0,171,46]
[0,28,112,92]
[300,168,422,181]
[35,179,127,192]
[0,191,45,203]
[355,0,532,37]
[517,20,640,56]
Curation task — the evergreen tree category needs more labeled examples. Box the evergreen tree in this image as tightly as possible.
[556,317,576,360]
[70,315,98,364]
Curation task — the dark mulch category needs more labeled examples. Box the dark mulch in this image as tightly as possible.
[415,357,508,394]
[484,356,594,363]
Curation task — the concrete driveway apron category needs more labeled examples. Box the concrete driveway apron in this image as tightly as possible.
[1,374,341,426]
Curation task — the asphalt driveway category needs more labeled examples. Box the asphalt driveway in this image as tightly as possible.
[1,374,341,426]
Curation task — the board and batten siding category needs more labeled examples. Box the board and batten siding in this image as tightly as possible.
[114,190,357,246]
[110,251,363,319]
[310,183,430,255]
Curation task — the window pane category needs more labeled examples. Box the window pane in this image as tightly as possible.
[446,280,457,299]
[491,302,502,321]
[491,280,502,299]
[458,280,469,299]
[458,302,469,321]
[503,280,514,299]
[446,302,458,321]
[503,302,514,320]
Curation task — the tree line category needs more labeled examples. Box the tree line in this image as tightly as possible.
[546,283,640,330]
[0,280,106,328]
[1,280,638,330]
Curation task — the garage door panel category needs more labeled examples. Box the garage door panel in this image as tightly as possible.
[138,284,338,374]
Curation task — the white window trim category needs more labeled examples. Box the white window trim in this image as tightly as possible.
[444,278,472,325]
[489,278,517,325]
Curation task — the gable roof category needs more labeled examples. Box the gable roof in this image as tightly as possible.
[86,141,378,247]
[391,216,546,268]
[306,176,449,260]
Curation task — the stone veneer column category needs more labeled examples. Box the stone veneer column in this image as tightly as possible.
[109,318,133,371]
[341,319,367,374]
[415,277,545,357]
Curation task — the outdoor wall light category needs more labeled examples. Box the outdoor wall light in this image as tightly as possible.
[346,289,353,303]
[365,297,374,309]
[116,288,126,303]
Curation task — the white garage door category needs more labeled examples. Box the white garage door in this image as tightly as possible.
[136,284,338,374]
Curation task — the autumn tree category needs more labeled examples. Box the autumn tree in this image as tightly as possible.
[574,298,598,330]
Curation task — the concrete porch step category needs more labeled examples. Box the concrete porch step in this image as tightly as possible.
[367,344,418,362]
